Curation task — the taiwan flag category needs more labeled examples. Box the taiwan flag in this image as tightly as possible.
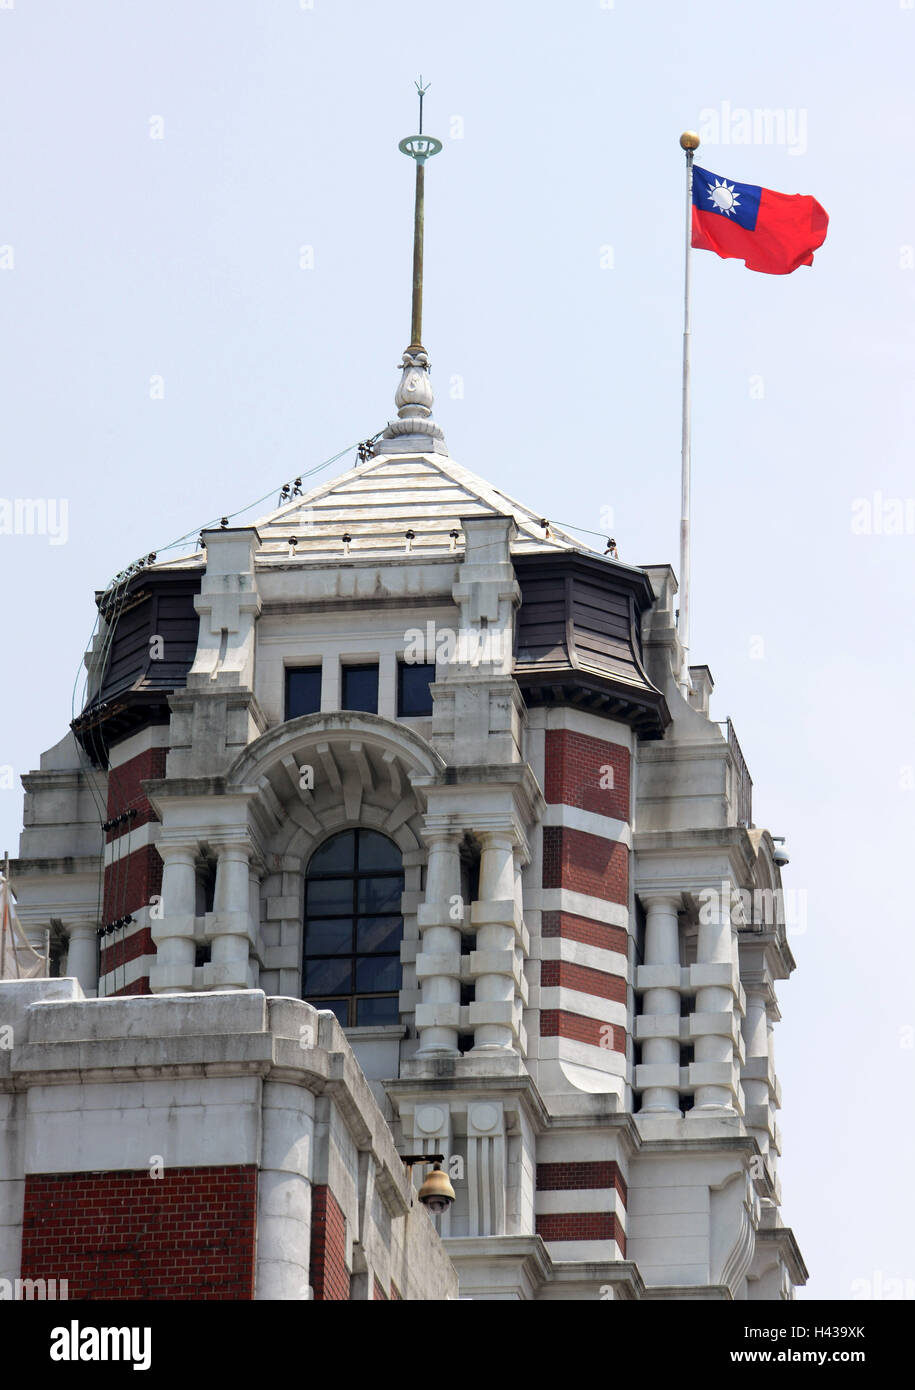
[691,165,828,275]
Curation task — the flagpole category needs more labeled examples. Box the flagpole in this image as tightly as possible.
[678,131,700,698]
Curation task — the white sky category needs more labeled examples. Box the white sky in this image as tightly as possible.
[1,0,912,1301]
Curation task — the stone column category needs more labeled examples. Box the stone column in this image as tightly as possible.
[637,893,683,1113]
[470,832,519,1052]
[150,842,198,993]
[742,986,771,1155]
[691,885,738,1113]
[65,919,99,997]
[415,831,463,1054]
[206,842,254,991]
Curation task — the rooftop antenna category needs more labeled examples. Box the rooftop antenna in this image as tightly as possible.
[402,75,440,355]
[375,77,447,457]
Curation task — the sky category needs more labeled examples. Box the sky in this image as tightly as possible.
[1,0,913,1301]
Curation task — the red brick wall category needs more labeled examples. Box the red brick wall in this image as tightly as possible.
[541,827,628,904]
[20,1165,257,1300]
[102,846,163,924]
[536,1162,628,1203]
[540,1011,625,1054]
[373,1275,388,1300]
[535,1211,626,1253]
[544,729,630,821]
[541,910,627,955]
[310,1186,349,1301]
[99,926,155,976]
[105,747,167,842]
[540,959,626,1004]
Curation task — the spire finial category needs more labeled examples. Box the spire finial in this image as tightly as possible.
[376,80,448,457]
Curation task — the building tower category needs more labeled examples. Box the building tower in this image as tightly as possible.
[2,95,806,1301]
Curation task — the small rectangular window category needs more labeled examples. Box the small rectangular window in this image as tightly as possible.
[286,666,322,720]
[342,663,378,714]
[397,661,435,717]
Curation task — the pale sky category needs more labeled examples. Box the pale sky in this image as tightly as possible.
[1,0,912,1301]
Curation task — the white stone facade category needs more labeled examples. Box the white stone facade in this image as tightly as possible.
[8,436,806,1300]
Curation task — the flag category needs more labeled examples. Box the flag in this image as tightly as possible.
[691,165,828,275]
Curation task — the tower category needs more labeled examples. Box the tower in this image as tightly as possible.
[2,90,806,1301]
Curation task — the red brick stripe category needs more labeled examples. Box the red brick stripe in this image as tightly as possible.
[542,827,628,904]
[536,1162,628,1204]
[540,1011,625,1053]
[106,747,167,842]
[536,1211,626,1254]
[541,910,628,955]
[544,729,630,821]
[310,1186,349,1301]
[100,926,156,975]
[374,1275,388,1300]
[540,959,626,1004]
[103,845,163,925]
[20,1165,256,1300]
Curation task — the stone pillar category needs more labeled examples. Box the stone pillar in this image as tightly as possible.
[637,893,682,1113]
[690,885,739,1113]
[205,842,254,991]
[742,986,771,1155]
[470,832,520,1052]
[149,842,198,993]
[415,831,463,1054]
[65,920,99,997]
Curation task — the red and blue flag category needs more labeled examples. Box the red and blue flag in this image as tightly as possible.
[691,165,828,275]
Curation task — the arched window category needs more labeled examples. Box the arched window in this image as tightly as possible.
[302,829,404,1028]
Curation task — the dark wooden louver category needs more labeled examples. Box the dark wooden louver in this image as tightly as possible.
[513,553,670,739]
[72,570,202,764]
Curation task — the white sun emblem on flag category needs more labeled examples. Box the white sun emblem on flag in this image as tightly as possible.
[706,178,741,216]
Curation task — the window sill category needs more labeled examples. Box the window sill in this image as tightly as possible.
[343,1024,408,1042]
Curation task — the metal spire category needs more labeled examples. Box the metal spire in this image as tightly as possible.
[376,79,448,457]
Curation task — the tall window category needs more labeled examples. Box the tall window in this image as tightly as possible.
[302,829,403,1027]
[286,666,322,719]
[342,664,379,714]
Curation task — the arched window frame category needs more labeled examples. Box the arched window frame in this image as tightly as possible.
[302,828,404,1028]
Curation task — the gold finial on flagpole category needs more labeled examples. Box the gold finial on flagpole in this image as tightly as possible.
[680,131,700,150]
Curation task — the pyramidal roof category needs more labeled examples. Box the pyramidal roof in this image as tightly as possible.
[246,450,596,564]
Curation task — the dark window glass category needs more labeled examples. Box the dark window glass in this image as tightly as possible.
[342,664,378,713]
[357,875,402,915]
[398,661,435,717]
[308,831,355,875]
[356,830,401,872]
[286,666,322,720]
[305,877,352,914]
[302,829,404,1027]
[357,995,400,1026]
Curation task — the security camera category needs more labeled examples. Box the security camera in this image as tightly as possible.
[772,836,789,868]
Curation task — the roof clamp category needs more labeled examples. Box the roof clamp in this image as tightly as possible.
[341,532,352,557]
[448,528,460,552]
[405,528,415,554]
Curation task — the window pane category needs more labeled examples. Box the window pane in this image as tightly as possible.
[398,662,435,717]
[356,995,399,1026]
[305,877,353,914]
[356,956,401,993]
[356,915,402,954]
[304,958,353,995]
[342,664,379,713]
[305,918,352,955]
[357,875,402,914]
[286,666,322,720]
[308,831,356,875]
[356,831,401,873]
[310,998,349,1026]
